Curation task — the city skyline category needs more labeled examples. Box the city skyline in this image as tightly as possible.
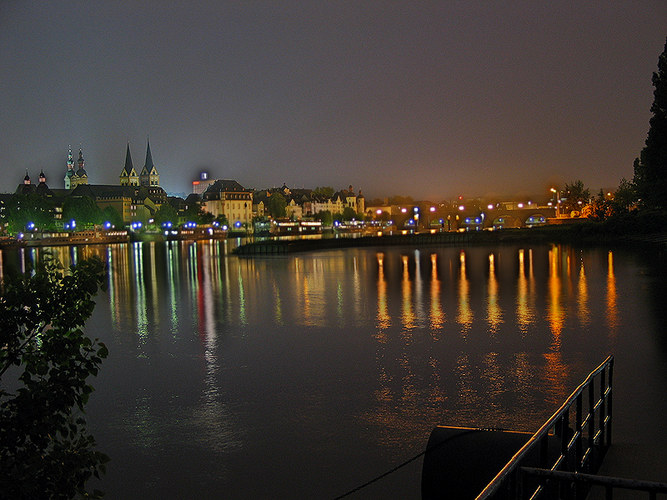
[1,2,666,200]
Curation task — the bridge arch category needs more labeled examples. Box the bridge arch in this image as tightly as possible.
[524,213,547,227]
[491,215,522,229]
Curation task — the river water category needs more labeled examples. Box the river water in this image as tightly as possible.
[1,240,666,498]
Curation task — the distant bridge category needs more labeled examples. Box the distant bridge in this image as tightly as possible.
[461,207,557,230]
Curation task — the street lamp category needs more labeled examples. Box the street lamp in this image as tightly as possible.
[550,188,560,217]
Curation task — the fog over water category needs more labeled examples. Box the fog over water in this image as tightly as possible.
[2,240,666,498]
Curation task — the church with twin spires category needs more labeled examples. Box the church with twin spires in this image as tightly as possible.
[64,146,88,190]
[60,139,160,190]
[61,139,166,224]
[119,140,160,187]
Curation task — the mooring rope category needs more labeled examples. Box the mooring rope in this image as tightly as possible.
[333,428,496,499]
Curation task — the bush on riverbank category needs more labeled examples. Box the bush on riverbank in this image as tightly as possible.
[0,256,108,498]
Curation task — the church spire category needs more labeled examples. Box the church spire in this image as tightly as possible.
[65,146,75,189]
[144,138,154,171]
[140,138,160,187]
[123,143,134,174]
[120,142,139,186]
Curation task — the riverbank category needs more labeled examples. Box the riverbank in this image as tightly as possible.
[233,223,667,256]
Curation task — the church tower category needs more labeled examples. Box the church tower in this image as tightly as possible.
[140,139,160,187]
[70,147,88,188]
[64,146,75,189]
[119,143,140,186]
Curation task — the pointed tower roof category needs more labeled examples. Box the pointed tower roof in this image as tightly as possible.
[122,143,134,174]
[144,139,155,171]
[76,147,87,176]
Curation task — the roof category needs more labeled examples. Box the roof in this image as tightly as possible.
[143,139,155,173]
[289,188,314,200]
[16,184,36,195]
[35,183,54,197]
[203,179,248,194]
[70,184,139,199]
[121,144,135,175]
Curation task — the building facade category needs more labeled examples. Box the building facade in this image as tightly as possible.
[202,179,253,229]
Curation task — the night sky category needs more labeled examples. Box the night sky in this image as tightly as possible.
[1,1,665,200]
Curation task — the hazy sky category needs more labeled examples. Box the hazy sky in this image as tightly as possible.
[1,1,665,200]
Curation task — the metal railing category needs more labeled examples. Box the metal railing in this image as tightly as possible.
[476,355,614,500]
[521,467,667,499]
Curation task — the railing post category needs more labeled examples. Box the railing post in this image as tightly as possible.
[608,358,614,447]
[540,433,549,467]
[588,378,596,469]
[560,409,570,499]
[575,394,583,471]
[599,367,606,449]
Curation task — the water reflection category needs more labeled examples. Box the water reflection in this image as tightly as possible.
[0,241,636,495]
[375,252,390,336]
[1,244,624,351]
[429,253,444,334]
[577,251,591,326]
[486,253,502,335]
[401,254,415,333]
[516,248,536,335]
[607,251,619,336]
[457,251,473,337]
[547,245,565,342]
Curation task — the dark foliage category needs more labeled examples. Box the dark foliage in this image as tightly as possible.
[634,37,667,210]
[0,256,108,498]
[5,193,56,233]
[267,192,287,218]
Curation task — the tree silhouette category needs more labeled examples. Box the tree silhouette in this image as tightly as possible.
[633,38,667,210]
[0,256,108,498]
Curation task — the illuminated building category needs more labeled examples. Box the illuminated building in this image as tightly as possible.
[202,179,253,229]
[191,172,216,195]
[64,147,89,190]
[338,185,365,215]
[68,141,166,224]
